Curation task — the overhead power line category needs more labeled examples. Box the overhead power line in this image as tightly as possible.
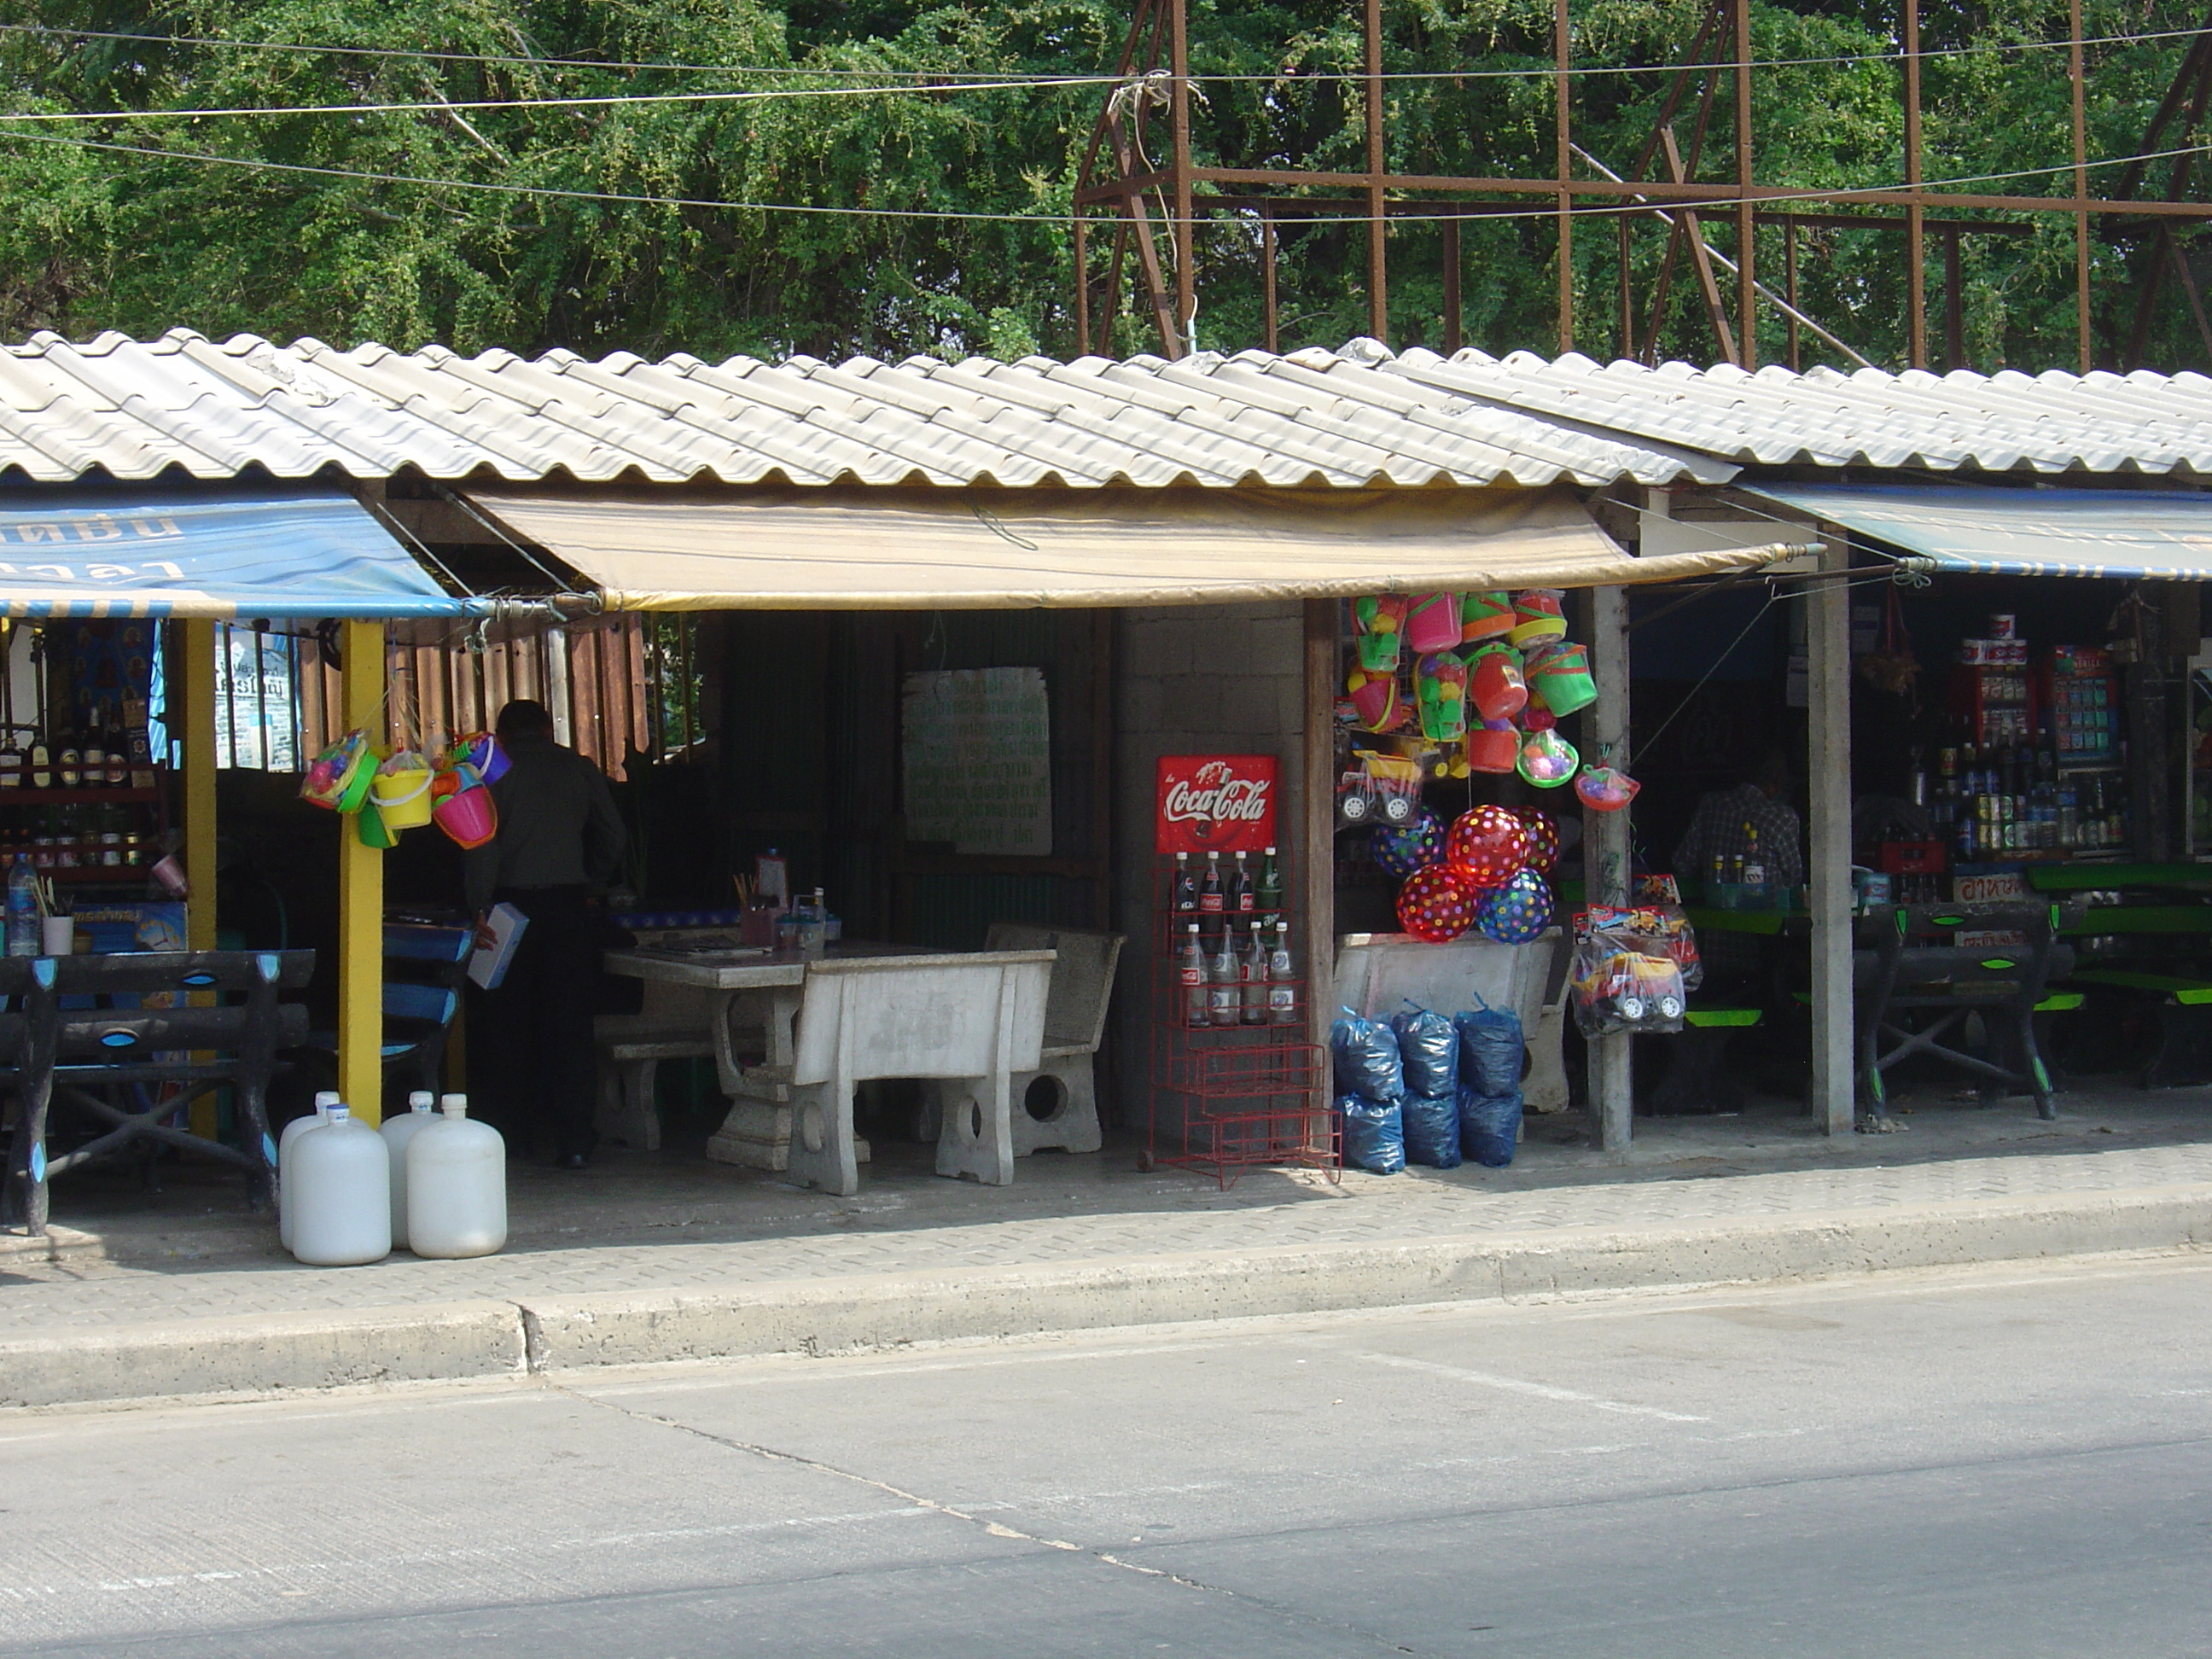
[9,124,2212,229]
[2,17,2209,90]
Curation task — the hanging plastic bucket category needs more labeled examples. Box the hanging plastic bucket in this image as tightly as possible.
[1508,588,1569,649]
[357,797,399,849]
[1526,640,1598,716]
[456,731,510,785]
[433,770,498,850]
[371,752,436,831]
[1404,592,1463,655]
[1459,591,1516,644]
[1467,643,1528,722]
[1464,720,1520,774]
[301,730,375,813]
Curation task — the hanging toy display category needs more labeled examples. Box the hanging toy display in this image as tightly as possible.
[1509,806,1562,875]
[1517,726,1580,788]
[1459,591,1516,645]
[1575,764,1640,812]
[1346,667,1403,732]
[1404,592,1464,655]
[1466,642,1528,722]
[1444,805,1533,889]
[1353,595,1409,672]
[1414,652,1468,742]
[1396,864,1479,943]
[1464,719,1520,774]
[1477,867,1555,944]
[1371,806,1445,879]
[1508,588,1569,649]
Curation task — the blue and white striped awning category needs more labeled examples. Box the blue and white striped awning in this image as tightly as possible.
[0,487,484,618]
[1746,483,2212,580]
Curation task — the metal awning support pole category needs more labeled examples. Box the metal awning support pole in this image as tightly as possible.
[1303,598,1340,1100]
[338,618,386,1126]
[1807,528,1855,1134]
[182,620,221,1138]
[1585,582,1633,1152]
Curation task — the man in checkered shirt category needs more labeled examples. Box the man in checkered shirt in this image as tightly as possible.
[1673,751,1804,990]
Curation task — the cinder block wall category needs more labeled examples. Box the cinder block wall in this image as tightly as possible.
[1107,602,1308,1144]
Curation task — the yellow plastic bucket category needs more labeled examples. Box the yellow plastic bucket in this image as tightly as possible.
[370,753,435,831]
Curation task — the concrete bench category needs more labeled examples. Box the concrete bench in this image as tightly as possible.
[982,923,1123,1155]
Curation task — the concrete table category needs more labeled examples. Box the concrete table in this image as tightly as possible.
[603,940,926,1169]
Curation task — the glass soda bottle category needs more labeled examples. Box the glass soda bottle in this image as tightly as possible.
[1179,923,1208,1027]
[1172,851,1197,913]
[1199,850,1224,914]
[1207,926,1240,1026]
[1231,850,1254,915]
[1255,846,1283,918]
[1267,921,1299,1027]
[1240,922,1269,1025]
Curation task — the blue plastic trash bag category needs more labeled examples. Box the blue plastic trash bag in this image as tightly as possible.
[1390,1004,1458,1097]
[1453,1003,1525,1097]
[1331,1008,1405,1102]
[1458,1086,1523,1168]
[1337,1093,1406,1174]
[1401,1089,1463,1168]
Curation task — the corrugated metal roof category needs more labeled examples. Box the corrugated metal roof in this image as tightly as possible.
[1387,346,2212,476]
[0,329,1728,492]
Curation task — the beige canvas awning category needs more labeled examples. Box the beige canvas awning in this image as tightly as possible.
[464,486,1798,610]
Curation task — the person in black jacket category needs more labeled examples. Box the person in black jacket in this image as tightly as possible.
[464,700,627,1167]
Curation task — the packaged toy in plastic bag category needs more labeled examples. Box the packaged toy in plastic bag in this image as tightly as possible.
[1401,1090,1463,1168]
[1331,1008,1405,1102]
[1458,1087,1523,1167]
[1452,1001,1525,1097]
[1389,1004,1458,1097]
[1569,906,1687,1036]
[1337,1093,1406,1174]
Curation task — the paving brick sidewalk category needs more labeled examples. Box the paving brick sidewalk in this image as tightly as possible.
[9,1137,2212,1335]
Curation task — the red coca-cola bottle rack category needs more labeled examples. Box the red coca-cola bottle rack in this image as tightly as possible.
[1143,854,1336,1189]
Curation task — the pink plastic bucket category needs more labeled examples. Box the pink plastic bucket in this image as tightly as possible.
[434,772,498,849]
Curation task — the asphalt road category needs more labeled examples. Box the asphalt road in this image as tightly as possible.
[3,1253,2208,1657]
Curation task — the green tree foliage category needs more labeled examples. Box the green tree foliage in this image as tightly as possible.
[1,0,2205,369]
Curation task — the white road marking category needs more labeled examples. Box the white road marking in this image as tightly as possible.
[1343,1350,1712,1422]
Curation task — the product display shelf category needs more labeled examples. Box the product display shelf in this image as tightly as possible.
[1144,862,1336,1190]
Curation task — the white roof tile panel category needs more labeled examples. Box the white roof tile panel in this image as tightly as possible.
[7,328,2204,490]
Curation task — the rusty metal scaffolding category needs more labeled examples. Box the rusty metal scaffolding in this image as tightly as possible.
[1072,0,2212,370]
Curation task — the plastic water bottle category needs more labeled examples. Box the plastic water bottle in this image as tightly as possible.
[5,854,38,958]
[277,1091,338,1251]
[380,1091,438,1251]
[288,1105,392,1266]
[405,1095,507,1260]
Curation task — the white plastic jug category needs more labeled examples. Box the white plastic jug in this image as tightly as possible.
[276,1091,338,1251]
[380,1091,438,1250]
[406,1094,507,1260]
[288,1105,392,1266]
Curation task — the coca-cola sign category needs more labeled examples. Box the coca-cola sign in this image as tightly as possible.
[1155,754,1278,854]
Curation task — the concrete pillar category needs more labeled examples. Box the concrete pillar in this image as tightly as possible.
[1807,528,1855,1134]
[338,619,386,1124]
[1583,584,1633,1151]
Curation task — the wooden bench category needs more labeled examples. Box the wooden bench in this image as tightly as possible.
[4,949,314,1233]
[2065,969,2212,1087]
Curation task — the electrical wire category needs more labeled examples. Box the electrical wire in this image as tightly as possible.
[4,16,2208,85]
[11,124,2212,230]
[0,75,1121,124]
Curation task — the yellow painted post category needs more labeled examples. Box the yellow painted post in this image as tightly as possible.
[338,619,386,1124]
[182,620,220,1138]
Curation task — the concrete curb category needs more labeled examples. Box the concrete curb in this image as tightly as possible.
[0,1301,527,1410]
[8,1184,2209,1408]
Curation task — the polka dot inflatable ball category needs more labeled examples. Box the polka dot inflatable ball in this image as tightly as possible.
[1477,867,1554,944]
[1396,864,1478,943]
[1509,806,1561,876]
[1371,806,1444,880]
[1444,805,1532,890]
